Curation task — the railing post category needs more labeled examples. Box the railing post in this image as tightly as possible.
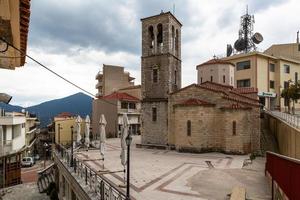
[85,167,88,185]
[100,180,104,200]
[74,158,77,173]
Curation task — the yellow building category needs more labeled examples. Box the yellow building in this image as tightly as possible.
[223,51,300,110]
[54,113,85,146]
[0,0,31,69]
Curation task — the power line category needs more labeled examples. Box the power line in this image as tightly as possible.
[0,37,118,106]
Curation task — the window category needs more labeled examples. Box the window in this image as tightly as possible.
[232,121,236,135]
[129,102,136,109]
[187,120,191,136]
[157,24,163,45]
[200,77,203,83]
[153,68,158,83]
[236,60,250,71]
[223,75,226,83]
[269,63,275,72]
[121,102,128,109]
[284,64,290,73]
[210,76,213,82]
[270,80,275,89]
[148,26,154,49]
[237,79,251,87]
[152,107,157,122]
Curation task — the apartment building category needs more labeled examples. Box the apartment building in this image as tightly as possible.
[0,0,31,69]
[265,42,300,61]
[54,112,85,146]
[24,112,40,156]
[95,64,135,97]
[222,52,300,110]
[0,110,26,156]
[92,92,141,138]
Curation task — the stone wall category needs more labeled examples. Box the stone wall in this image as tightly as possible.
[141,101,168,145]
[169,85,261,154]
[265,113,300,159]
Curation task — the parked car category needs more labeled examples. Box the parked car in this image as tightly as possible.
[21,157,35,167]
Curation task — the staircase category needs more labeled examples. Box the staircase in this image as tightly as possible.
[36,163,56,193]
[260,117,279,155]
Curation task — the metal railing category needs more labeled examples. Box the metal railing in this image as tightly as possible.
[55,144,127,200]
[264,109,300,129]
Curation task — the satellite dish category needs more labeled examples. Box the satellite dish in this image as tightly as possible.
[226,44,233,57]
[252,32,263,44]
[234,38,246,51]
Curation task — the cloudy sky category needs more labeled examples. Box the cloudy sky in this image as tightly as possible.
[1,0,299,107]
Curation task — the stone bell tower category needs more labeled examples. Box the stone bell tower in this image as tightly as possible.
[140,11,182,145]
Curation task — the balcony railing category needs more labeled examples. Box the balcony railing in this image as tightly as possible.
[54,144,127,200]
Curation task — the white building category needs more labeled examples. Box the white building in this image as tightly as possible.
[0,110,26,156]
[196,58,235,86]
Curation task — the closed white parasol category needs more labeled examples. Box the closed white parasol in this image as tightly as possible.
[120,113,129,166]
[99,114,107,157]
[85,115,90,148]
[75,115,82,144]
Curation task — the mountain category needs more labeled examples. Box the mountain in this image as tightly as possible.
[0,103,23,112]
[0,92,92,127]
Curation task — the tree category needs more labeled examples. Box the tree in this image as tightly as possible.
[281,82,300,114]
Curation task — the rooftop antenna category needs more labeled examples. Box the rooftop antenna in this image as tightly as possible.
[173,3,176,15]
[297,31,299,43]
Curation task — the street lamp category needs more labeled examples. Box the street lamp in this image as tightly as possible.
[125,133,132,200]
[0,93,12,104]
[70,126,74,167]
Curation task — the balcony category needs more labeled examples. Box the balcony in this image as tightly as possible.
[0,116,26,125]
[0,140,13,155]
[95,71,103,80]
[53,144,128,199]
[95,81,103,89]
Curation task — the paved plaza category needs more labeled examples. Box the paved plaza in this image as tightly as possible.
[76,136,271,200]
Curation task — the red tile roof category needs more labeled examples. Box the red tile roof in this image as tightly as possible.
[102,92,140,102]
[170,82,259,108]
[233,87,258,94]
[19,0,31,66]
[196,58,234,69]
[56,112,74,118]
[175,98,215,106]
[220,103,252,110]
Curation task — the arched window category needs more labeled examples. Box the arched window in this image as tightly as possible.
[175,29,179,54]
[171,26,175,51]
[232,121,236,135]
[210,76,213,82]
[148,26,154,49]
[187,120,191,136]
[174,70,177,85]
[157,24,163,48]
[223,75,226,83]
[152,68,158,83]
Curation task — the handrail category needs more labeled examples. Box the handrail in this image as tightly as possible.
[54,143,127,200]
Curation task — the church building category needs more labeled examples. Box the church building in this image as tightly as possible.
[140,12,261,154]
